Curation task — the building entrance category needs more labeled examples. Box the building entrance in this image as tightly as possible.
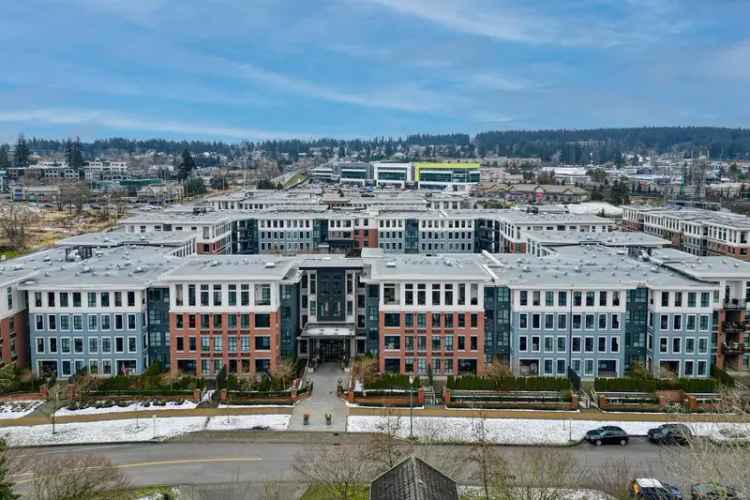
[317,339,347,362]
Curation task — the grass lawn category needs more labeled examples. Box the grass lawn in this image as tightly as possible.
[300,484,368,500]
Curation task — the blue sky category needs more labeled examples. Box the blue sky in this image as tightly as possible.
[0,0,748,142]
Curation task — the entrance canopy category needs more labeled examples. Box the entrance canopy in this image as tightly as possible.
[301,323,356,338]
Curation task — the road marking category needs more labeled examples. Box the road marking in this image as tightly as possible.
[12,457,263,484]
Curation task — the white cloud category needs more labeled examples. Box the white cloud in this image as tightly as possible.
[470,73,529,92]
[0,108,320,141]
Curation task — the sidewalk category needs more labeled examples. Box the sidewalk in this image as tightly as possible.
[0,405,293,428]
[289,363,348,432]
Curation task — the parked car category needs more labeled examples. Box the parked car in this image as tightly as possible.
[629,478,683,499]
[585,425,629,446]
[648,424,693,445]
[691,483,741,499]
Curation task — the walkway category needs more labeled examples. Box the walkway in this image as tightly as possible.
[290,363,348,432]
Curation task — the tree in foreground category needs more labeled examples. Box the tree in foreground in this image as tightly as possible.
[294,442,371,500]
[177,150,196,181]
[29,453,129,500]
[0,438,19,499]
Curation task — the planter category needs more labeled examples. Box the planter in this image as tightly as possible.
[303,413,310,425]
[325,413,332,426]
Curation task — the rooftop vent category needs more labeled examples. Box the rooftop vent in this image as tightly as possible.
[386,261,397,268]
[265,262,276,269]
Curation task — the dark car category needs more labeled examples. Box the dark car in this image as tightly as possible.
[584,425,629,446]
[629,478,683,499]
[648,424,693,445]
[691,482,740,499]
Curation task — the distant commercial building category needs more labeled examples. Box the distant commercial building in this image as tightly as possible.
[414,162,480,191]
[372,162,413,188]
[337,162,371,186]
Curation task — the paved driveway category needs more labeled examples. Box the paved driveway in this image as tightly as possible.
[290,363,348,431]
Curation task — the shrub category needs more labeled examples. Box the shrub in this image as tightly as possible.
[711,366,735,388]
[447,375,570,391]
[594,377,717,393]
[366,373,420,390]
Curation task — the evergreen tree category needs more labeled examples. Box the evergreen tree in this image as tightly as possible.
[0,438,18,499]
[177,149,196,181]
[13,134,30,168]
[184,176,206,196]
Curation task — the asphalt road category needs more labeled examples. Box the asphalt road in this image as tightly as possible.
[10,431,677,495]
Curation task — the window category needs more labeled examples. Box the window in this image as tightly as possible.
[599,291,607,306]
[598,314,607,329]
[48,315,57,331]
[200,285,209,306]
[700,292,710,307]
[697,361,707,376]
[557,360,566,375]
[545,291,554,306]
[685,337,695,353]
[659,338,668,353]
[36,338,45,354]
[572,337,581,352]
[34,292,42,307]
[74,337,83,353]
[470,336,478,351]
[404,284,414,305]
[519,336,528,351]
[684,360,694,376]
[531,336,540,352]
[128,336,137,353]
[557,336,566,352]
[102,337,111,353]
[213,285,222,306]
[558,291,567,306]
[610,337,619,352]
[672,337,681,353]
[384,313,400,328]
[255,336,271,350]
[673,315,682,330]
[115,337,124,353]
[611,314,620,329]
[88,337,98,353]
[48,292,56,307]
[585,359,594,376]
[584,337,594,353]
[73,315,82,331]
[544,359,553,375]
[60,315,70,331]
[598,336,607,352]
[686,315,696,331]
[585,314,594,330]
[532,314,540,329]
[573,314,582,329]
[660,315,669,330]
[698,338,709,354]
[60,293,68,307]
[612,292,620,306]
[49,337,57,353]
[35,315,43,331]
[115,314,124,330]
[213,336,223,352]
[175,285,183,306]
[240,284,250,306]
[557,315,567,330]
[661,292,669,307]
[255,284,271,305]
[545,314,554,330]
[574,292,582,306]
[700,315,709,331]
[61,338,70,353]
[100,292,110,307]
[532,291,541,306]
[520,291,528,306]
[586,291,595,306]
[88,315,98,330]
[519,313,528,329]
[544,336,554,352]
[114,292,122,307]
[127,291,135,307]
[255,314,270,328]
[674,292,682,307]
[127,314,136,330]
[687,292,696,307]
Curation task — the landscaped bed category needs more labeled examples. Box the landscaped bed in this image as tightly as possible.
[56,399,197,416]
[444,375,575,410]
[0,400,43,419]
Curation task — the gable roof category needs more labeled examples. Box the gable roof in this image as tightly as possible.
[369,456,458,500]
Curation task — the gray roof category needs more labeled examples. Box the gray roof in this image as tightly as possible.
[158,255,297,282]
[17,246,177,291]
[58,230,196,248]
[369,456,458,500]
[526,230,671,247]
[368,255,492,282]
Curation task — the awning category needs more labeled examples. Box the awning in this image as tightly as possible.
[301,323,356,338]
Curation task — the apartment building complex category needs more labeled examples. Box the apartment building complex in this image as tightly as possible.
[5,235,749,380]
[623,206,750,260]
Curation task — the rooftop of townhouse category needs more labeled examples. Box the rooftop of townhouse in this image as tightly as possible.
[647,249,750,280]
[526,230,671,247]
[485,247,713,290]
[366,254,493,282]
[58,230,196,248]
[120,211,236,225]
[0,248,66,287]
[638,207,750,229]
[158,254,297,282]
[17,246,177,291]
[496,211,613,225]
[297,254,365,269]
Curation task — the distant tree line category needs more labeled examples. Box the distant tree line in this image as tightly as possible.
[3,127,750,165]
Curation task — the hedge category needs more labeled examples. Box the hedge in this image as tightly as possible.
[711,366,735,388]
[447,375,570,391]
[366,373,421,390]
[594,377,717,393]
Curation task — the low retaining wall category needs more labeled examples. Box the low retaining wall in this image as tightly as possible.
[346,388,424,407]
[444,388,577,410]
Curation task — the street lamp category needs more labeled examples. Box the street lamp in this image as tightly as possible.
[409,375,414,439]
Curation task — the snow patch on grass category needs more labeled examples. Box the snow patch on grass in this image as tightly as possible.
[55,400,198,416]
[0,401,43,420]
[347,416,750,445]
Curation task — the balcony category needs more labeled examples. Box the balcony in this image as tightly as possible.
[723,298,744,310]
[722,342,745,356]
[723,321,745,334]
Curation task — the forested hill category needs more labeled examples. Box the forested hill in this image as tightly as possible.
[8,126,750,161]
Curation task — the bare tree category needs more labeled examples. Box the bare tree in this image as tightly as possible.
[367,406,412,471]
[29,453,130,500]
[490,448,580,500]
[0,204,35,251]
[294,443,372,500]
[468,410,502,500]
